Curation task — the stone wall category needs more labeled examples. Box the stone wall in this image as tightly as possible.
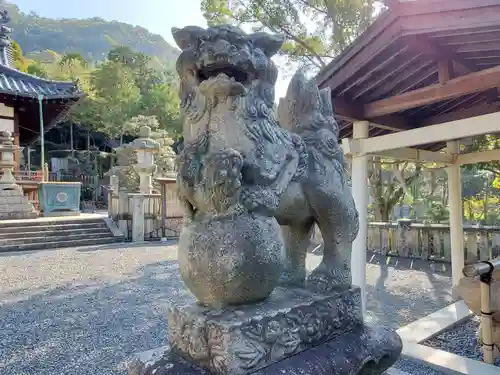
[367,222,500,263]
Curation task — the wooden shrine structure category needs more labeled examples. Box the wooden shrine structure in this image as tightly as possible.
[317,0,500,311]
[0,10,83,204]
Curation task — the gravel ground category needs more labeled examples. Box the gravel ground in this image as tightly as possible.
[423,315,500,366]
[1,244,454,375]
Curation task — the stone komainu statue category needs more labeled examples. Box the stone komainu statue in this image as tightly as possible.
[173,24,359,295]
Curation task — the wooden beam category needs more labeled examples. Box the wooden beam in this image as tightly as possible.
[364,64,500,117]
[419,101,500,126]
[456,41,500,54]
[352,52,423,101]
[370,115,414,131]
[317,17,401,92]
[405,35,500,107]
[337,45,410,97]
[367,147,453,164]
[438,60,453,84]
[332,98,361,120]
[457,149,500,166]
[348,111,500,155]
[398,0,500,16]
[332,98,413,131]
[405,35,473,75]
[365,61,436,102]
[401,5,500,35]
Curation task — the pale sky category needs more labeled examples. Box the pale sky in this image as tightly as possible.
[10,0,292,98]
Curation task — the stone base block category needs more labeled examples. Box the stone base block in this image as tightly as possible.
[167,287,366,374]
[128,325,402,375]
[0,187,38,219]
[0,211,38,219]
[0,203,37,219]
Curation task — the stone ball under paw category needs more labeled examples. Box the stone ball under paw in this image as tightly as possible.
[178,212,284,307]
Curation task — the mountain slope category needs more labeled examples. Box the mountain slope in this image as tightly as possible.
[2,1,179,62]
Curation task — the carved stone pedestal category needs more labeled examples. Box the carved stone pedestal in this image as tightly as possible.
[128,287,402,375]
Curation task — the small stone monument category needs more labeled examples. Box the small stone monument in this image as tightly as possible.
[130,125,160,195]
[129,25,402,375]
[0,131,37,219]
[128,126,159,242]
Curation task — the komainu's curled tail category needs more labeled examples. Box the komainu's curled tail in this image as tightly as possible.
[277,69,343,168]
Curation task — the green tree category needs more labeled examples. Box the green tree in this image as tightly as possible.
[368,159,422,221]
[201,0,377,69]
[26,61,48,78]
[31,43,182,142]
[108,46,162,93]
[10,40,28,71]
[59,52,88,74]
[89,60,141,139]
[141,83,182,134]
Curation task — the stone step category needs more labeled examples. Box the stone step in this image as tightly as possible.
[0,227,111,239]
[0,221,107,233]
[0,218,105,228]
[0,230,113,244]
[0,236,125,253]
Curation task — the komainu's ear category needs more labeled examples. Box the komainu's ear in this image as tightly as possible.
[248,32,284,57]
[171,26,207,50]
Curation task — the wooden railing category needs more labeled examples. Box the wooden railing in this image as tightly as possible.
[48,172,98,186]
[14,170,43,181]
[13,170,99,186]
[367,222,500,263]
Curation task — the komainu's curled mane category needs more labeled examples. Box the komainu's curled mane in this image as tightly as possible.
[172,24,358,292]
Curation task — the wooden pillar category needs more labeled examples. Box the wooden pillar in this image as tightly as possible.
[446,140,465,287]
[351,120,369,317]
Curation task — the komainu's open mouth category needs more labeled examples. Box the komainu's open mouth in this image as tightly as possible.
[197,64,249,85]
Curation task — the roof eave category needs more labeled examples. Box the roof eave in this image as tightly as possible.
[0,88,85,101]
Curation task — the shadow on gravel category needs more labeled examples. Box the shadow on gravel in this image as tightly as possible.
[364,251,454,330]
[0,259,193,375]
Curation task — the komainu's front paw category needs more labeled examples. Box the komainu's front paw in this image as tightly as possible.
[240,186,280,211]
[307,262,351,293]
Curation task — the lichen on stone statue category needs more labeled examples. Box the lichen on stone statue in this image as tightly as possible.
[128,24,402,375]
[175,24,359,300]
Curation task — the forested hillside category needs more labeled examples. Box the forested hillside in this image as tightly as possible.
[1,0,179,63]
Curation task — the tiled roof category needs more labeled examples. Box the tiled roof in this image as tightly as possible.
[0,9,83,100]
[0,64,83,100]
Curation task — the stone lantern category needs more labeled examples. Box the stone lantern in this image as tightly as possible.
[129,126,160,242]
[130,126,159,195]
[0,130,19,190]
[0,130,37,219]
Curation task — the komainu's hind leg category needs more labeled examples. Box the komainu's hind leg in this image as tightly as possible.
[279,221,314,288]
[306,181,359,292]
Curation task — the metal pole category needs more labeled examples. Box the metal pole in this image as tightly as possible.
[37,94,45,182]
[27,146,31,178]
[70,123,74,156]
